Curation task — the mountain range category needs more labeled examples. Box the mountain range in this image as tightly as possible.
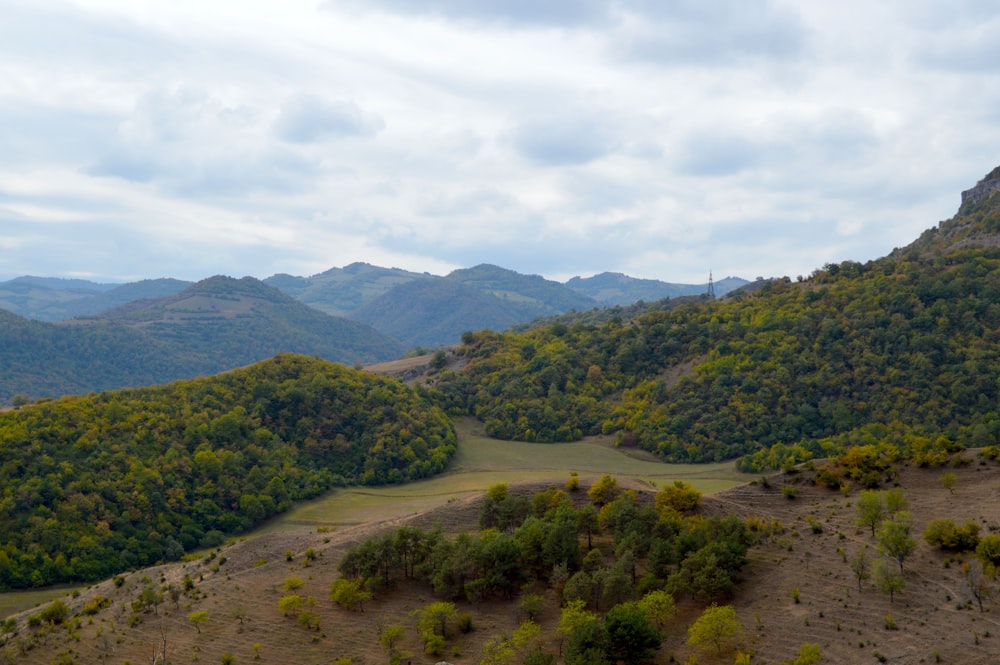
[0,265,746,402]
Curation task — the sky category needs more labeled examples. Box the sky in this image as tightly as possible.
[1,0,999,285]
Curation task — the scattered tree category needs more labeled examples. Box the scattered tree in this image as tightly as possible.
[874,560,905,604]
[856,490,887,537]
[330,578,372,612]
[877,518,916,573]
[850,545,872,592]
[188,610,209,634]
[687,603,743,657]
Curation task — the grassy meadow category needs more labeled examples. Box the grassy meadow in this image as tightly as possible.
[266,417,750,531]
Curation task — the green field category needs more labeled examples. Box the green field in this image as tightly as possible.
[266,417,751,531]
[2,417,751,616]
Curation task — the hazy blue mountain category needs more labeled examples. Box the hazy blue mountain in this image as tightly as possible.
[351,278,535,349]
[0,276,404,402]
[0,276,192,321]
[565,272,749,305]
[350,264,598,348]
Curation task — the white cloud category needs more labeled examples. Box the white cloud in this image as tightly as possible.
[0,0,997,287]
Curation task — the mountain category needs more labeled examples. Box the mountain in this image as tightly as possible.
[351,278,534,349]
[85,275,405,365]
[0,275,192,321]
[264,262,426,316]
[0,307,204,403]
[0,276,404,402]
[0,275,113,321]
[351,264,598,348]
[565,272,748,305]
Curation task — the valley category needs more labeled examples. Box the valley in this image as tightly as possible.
[3,168,1000,663]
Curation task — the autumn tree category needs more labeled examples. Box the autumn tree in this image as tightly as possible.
[188,610,209,634]
[687,603,743,657]
[330,578,372,612]
[588,474,620,507]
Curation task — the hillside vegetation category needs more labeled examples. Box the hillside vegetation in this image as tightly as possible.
[0,355,455,588]
[426,175,1000,467]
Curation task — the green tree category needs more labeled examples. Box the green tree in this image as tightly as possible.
[874,559,905,603]
[519,593,546,621]
[414,601,458,639]
[565,617,611,665]
[278,594,303,616]
[655,480,701,514]
[637,589,676,628]
[856,490,886,537]
[877,518,916,572]
[687,603,743,657]
[790,643,822,665]
[379,624,410,665]
[558,599,598,649]
[941,472,957,494]
[480,620,543,665]
[976,533,1000,574]
[605,603,663,665]
[189,610,209,634]
[329,577,372,612]
[850,545,871,592]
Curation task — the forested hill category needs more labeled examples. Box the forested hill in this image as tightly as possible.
[0,354,456,588]
[426,167,1000,466]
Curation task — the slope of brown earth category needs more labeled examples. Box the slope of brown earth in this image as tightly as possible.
[6,462,1000,665]
[701,458,1000,665]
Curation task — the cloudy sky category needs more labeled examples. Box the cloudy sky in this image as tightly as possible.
[1,0,998,285]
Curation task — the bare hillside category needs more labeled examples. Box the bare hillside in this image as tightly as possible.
[4,462,1000,664]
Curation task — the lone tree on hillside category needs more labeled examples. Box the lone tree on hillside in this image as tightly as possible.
[850,545,872,592]
[688,603,743,657]
[878,517,916,573]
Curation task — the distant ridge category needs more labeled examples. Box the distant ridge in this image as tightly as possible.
[0,276,404,402]
[565,272,748,305]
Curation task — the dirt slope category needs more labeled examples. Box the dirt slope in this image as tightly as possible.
[5,462,1000,664]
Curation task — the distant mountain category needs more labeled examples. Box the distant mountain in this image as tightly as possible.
[0,308,203,403]
[264,262,426,317]
[351,265,598,348]
[0,276,404,402]
[565,272,748,305]
[0,275,192,321]
[89,275,404,363]
[5,262,749,355]
[351,278,535,349]
[449,264,596,312]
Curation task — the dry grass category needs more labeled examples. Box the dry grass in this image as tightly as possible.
[7,445,1000,664]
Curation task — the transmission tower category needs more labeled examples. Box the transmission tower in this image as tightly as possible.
[707,270,716,300]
